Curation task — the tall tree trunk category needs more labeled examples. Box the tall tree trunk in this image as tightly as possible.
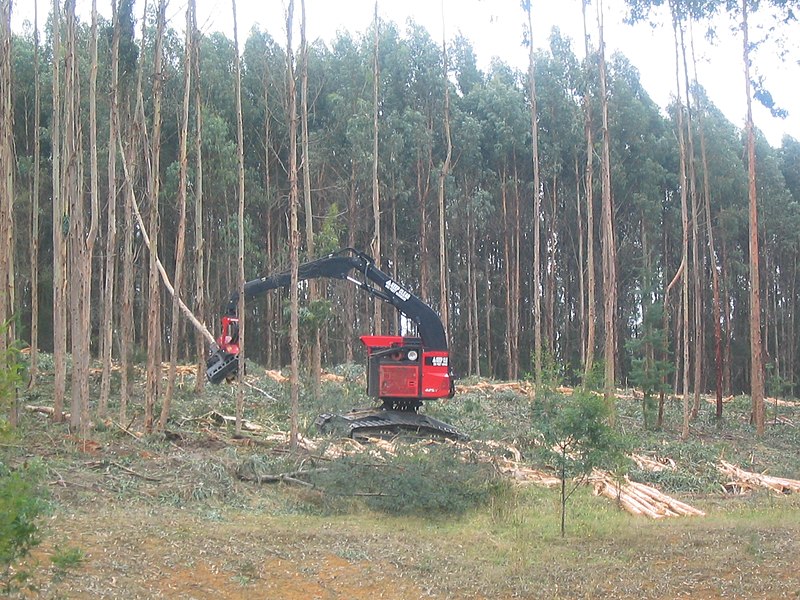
[438,8,452,338]
[121,0,151,425]
[232,0,246,436]
[417,150,432,302]
[65,0,89,432]
[575,158,585,370]
[597,0,617,414]
[99,0,121,418]
[679,23,703,421]
[671,13,691,440]
[78,0,100,432]
[300,0,321,399]
[286,0,301,450]
[370,3,382,334]
[692,41,724,418]
[501,172,513,379]
[160,1,194,431]
[263,54,275,368]
[0,0,15,423]
[51,0,66,423]
[581,0,596,384]
[525,0,543,384]
[345,161,356,362]
[119,129,135,424]
[145,0,166,433]
[28,0,41,389]
[192,0,206,393]
[742,0,765,435]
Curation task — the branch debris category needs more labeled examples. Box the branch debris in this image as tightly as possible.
[718,460,800,495]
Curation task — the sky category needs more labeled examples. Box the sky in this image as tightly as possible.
[11,0,799,147]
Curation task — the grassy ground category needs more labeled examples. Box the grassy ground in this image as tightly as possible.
[3,360,800,599]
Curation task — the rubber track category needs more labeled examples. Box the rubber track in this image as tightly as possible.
[316,409,466,441]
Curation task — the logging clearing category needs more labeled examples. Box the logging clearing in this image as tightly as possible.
[3,361,800,598]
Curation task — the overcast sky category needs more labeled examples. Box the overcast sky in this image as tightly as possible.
[11,0,799,146]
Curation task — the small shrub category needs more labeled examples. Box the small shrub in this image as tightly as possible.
[0,462,46,594]
[50,546,85,571]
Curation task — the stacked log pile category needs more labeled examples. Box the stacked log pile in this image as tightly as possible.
[590,471,706,518]
[718,460,800,495]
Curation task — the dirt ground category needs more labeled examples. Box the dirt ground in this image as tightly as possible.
[32,506,435,599]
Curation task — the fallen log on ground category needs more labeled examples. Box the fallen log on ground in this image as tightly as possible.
[630,453,677,472]
[494,459,561,487]
[718,460,800,495]
[25,405,69,420]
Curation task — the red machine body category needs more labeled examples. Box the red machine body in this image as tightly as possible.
[217,315,240,356]
[360,336,452,405]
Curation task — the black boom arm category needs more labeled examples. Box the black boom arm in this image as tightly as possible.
[206,249,448,384]
[224,248,447,351]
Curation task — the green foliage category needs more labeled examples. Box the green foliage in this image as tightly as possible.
[314,203,346,256]
[309,445,507,517]
[0,462,46,594]
[0,324,26,419]
[533,390,627,536]
[282,298,333,339]
[50,546,86,572]
[765,362,793,400]
[625,300,673,429]
[526,347,565,389]
[579,360,606,393]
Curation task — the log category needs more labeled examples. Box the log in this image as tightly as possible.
[718,460,800,494]
[25,405,69,420]
[590,470,705,518]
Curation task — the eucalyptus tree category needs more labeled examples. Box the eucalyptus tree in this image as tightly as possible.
[62,0,93,431]
[99,0,121,418]
[397,21,445,301]
[29,0,42,389]
[159,0,194,431]
[51,0,66,423]
[623,0,800,434]
[369,4,382,334]
[0,0,14,408]
[118,0,141,424]
[534,33,584,372]
[437,10,453,339]
[469,64,529,379]
[523,0,543,384]
[596,0,617,413]
[191,0,206,389]
[607,55,673,404]
[579,0,598,383]
[286,0,301,450]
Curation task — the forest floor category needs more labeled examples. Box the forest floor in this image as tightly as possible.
[5,360,800,599]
